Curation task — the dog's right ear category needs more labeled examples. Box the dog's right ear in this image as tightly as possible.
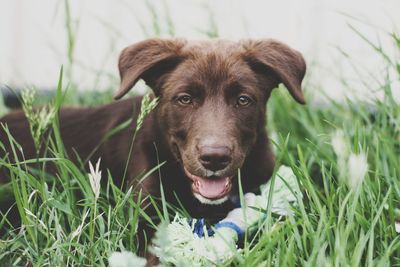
[115,38,187,100]
[241,39,306,104]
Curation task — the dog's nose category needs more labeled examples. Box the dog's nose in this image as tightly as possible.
[199,146,232,171]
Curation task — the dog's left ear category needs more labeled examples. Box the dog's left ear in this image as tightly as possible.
[241,39,306,104]
[115,38,187,100]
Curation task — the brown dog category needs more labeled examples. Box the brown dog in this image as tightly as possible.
[0,38,305,222]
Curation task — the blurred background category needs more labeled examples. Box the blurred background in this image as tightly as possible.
[0,0,399,104]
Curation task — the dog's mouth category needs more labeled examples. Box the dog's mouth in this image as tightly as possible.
[184,167,233,203]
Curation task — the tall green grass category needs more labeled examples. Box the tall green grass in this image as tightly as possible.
[0,73,158,266]
[0,2,399,265]
[1,59,399,266]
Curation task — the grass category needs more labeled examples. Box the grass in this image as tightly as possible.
[0,2,400,266]
[1,71,399,266]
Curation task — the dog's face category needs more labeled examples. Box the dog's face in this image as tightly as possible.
[116,39,306,204]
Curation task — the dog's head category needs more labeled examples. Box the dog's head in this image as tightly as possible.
[116,38,306,205]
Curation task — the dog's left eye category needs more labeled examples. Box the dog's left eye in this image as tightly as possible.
[177,94,193,105]
[236,95,252,106]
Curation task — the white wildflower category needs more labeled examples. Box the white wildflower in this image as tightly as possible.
[108,251,146,267]
[331,129,348,159]
[395,209,400,234]
[331,129,349,182]
[331,130,368,189]
[136,93,159,132]
[88,158,102,200]
[347,152,368,191]
[21,88,57,152]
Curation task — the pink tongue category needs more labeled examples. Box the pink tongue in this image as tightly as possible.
[197,177,229,199]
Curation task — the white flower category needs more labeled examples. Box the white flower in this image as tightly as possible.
[347,152,368,190]
[88,158,102,200]
[395,209,400,234]
[395,221,400,234]
[331,130,348,158]
[331,130,349,182]
[331,130,369,190]
[108,251,146,267]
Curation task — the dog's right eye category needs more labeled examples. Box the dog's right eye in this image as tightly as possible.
[177,94,193,105]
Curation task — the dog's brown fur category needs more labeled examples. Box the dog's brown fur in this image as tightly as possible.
[0,38,305,224]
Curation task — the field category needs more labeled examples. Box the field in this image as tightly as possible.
[0,3,400,266]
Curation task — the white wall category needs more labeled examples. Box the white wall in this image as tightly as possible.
[0,0,399,103]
